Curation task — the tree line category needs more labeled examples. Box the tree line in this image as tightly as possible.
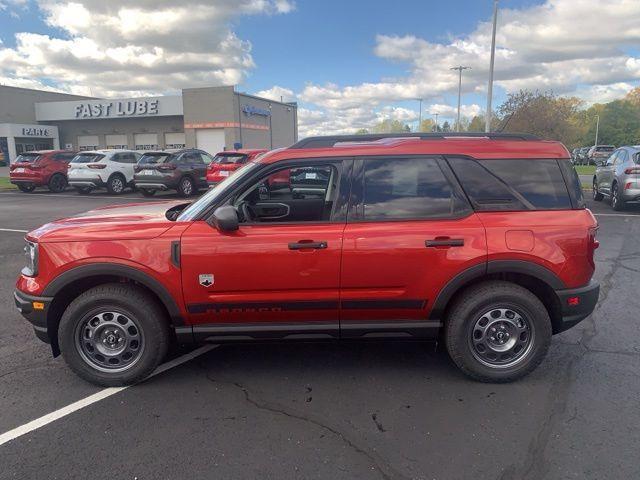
[359,87,640,149]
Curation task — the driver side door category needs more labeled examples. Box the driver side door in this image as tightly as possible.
[179,158,352,340]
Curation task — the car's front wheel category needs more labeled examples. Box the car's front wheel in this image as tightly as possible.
[106,174,126,195]
[58,284,170,386]
[445,281,551,383]
[177,176,195,197]
[611,182,625,211]
[48,173,67,193]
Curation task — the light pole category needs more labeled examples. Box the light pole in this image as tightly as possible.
[451,66,471,132]
[268,103,273,149]
[485,0,499,133]
[594,114,600,147]
[431,112,439,132]
[416,98,423,131]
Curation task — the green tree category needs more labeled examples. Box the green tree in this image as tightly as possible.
[354,128,369,135]
[371,119,410,133]
[441,121,451,132]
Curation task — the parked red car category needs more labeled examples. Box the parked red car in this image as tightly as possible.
[206,149,267,185]
[9,150,77,193]
[15,133,599,386]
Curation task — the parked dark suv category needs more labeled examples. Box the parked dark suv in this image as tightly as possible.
[134,149,213,197]
[15,133,599,386]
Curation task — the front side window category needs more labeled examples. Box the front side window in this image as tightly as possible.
[362,157,469,221]
[449,158,572,210]
[233,163,341,223]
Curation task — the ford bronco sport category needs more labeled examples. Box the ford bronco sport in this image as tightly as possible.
[14,133,600,386]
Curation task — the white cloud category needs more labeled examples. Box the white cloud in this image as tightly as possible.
[0,0,293,97]
[254,85,296,103]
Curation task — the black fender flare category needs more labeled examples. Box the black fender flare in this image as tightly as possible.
[43,263,184,326]
[428,260,566,320]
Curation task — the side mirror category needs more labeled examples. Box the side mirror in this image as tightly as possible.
[209,205,239,232]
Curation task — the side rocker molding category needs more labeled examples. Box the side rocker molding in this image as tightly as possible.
[42,263,184,326]
[427,260,566,321]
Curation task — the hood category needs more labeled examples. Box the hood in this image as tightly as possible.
[28,200,189,243]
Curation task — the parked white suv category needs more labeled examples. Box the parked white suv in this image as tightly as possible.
[68,150,141,194]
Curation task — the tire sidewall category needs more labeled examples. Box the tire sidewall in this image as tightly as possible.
[178,176,194,197]
[107,174,125,194]
[49,174,67,193]
[59,289,167,385]
[447,286,551,382]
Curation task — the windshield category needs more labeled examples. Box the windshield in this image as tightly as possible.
[213,153,247,165]
[596,146,615,152]
[177,161,260,221]
[15,153,41,163]
[72,153,105,163]
[139,153,174,165]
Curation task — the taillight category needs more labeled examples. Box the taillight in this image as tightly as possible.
[157,164,177,171]
[624,167,640,174]
[87,163,106,169]
[9,164,16,171]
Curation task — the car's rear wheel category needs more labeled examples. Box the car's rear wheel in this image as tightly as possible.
[17,183,36,193]
[593,179,603,201]
[177,176,195,197]
[611,182,625,211]
[48,174,67,193]
[74,186,92,194]
[445,281,551,383]
[140,188,156,197]
[106,174,126,195]
[58,284,170,386]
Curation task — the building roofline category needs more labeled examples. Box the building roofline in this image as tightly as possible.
[0,84,96,99]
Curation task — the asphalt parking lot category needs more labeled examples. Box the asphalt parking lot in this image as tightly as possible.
[0,188,639,480]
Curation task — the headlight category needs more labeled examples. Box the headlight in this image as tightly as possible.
[22,240,38,277]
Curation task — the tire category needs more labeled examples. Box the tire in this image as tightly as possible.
[58,283,170,386]
[17,183,36,193]
[445,280,551,383]
[140,188,156,197]
[177,176,195,197]
[593,179,603,201]
[48,174,67,193]
[611,182,625,211]
[75,186,92,194]
[106,174,126,195]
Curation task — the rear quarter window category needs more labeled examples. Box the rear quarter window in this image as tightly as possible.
[448,158,573,211]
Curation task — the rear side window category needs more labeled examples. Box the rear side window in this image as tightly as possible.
[448,158,572,210]
[558,160,585,209]
[362,157,470,220]
[140,153,174,165]
[54,153,75,162]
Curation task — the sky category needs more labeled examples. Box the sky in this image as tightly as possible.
[0,0,639,137]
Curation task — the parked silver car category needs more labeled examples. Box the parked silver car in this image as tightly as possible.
[593,146,640,210]
[588,145,615,166]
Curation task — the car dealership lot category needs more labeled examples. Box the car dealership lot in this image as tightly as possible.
[0,191,639,480]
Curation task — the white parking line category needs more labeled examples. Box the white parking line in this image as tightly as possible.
[0,344,218,447]
[0,228,29,233]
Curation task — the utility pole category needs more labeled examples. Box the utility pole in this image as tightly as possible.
[485,0,499,132]
[431,112,439,132]
[416,98,423,131]
[268,103,273,149]
[594,114,600,147]
[451,66,470,132]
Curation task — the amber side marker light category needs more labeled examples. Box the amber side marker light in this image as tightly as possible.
[32,302,45,311]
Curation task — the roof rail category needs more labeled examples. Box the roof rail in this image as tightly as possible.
[289,132,540,149]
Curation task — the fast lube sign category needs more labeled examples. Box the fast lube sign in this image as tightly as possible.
[74,99,159,118]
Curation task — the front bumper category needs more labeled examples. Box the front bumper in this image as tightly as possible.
[554,280,600,333]
[14,289,53,344]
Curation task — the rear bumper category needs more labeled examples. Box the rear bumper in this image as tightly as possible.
[554,280,600,333]
[10,176,45,186]
[14,289,53,344]
[134,181,174,191]
[68,177,105,188]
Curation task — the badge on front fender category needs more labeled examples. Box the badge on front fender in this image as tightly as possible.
[199,274,214,287]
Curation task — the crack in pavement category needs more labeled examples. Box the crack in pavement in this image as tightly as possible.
[500,249,623,480]
[201,368,410,480]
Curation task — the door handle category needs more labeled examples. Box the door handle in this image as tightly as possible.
[288,241,328,250]
[425,238,464,248]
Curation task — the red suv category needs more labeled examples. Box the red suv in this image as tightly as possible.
[14,133,599,386]
[9,150,77,193]
[206,149,267,185]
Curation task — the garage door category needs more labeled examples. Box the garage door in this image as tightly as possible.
[195,129,225,156]
[78,135,99,151]
[105,134,128,149]
[134,133,158,151]
[165,132,186,149]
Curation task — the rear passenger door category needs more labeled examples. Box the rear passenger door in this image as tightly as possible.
[339,156,487,337]
[599,151,617,194]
